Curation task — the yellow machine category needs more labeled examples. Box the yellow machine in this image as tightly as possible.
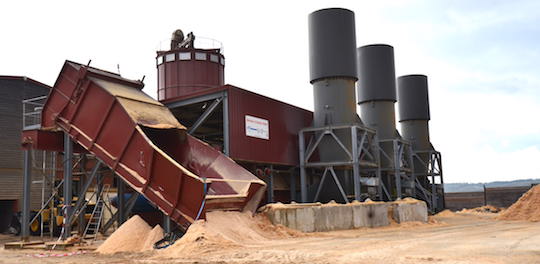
[29,198,95,236]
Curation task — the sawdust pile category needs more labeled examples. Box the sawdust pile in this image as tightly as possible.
[436,210,456,217]
[96,215,164,254]
[459,205,501,214]
[498,184,540,222]
[142,225,165,251]
[157,211,303,258]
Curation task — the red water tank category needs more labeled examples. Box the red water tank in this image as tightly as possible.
[156,32,225,103]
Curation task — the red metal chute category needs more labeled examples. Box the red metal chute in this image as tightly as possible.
[40,61,266,229]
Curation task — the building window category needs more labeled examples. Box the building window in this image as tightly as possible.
[220,57,225,65]
[210,54,219,63]
[195,52,206,61]
[157,56,163,65]
[165,53,175,62]
[179,52,191,60]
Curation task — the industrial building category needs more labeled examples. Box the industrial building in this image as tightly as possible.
[10,7,445,244]
[0,76,50,232]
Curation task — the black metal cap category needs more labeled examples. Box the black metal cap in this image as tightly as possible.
[357,44,397,103]
[397,74,431,121]
[308,8,358,83]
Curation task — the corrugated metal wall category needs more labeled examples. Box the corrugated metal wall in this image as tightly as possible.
[0,78,50,210]
[444,185,534,210]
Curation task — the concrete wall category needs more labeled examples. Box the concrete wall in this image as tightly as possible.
[263,199,427,232]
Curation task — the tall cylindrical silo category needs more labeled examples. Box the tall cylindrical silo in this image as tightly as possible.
[356,44,397,169]
[309,8,360,162]
[397,75,432,187]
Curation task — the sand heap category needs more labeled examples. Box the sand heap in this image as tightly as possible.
[96,215,164,254]
[458,205,501,214]
[158,211,303,258]
[498,184,540,222]
[436,209,456,217]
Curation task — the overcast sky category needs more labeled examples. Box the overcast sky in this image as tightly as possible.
[2,0,539,183]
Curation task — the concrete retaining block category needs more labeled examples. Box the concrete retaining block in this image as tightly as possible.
[263,198,428,232]
[390,198,428,223]
[351,202,390,228]
[314,202,354,232]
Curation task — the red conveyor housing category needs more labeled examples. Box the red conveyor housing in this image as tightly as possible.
[40,61,266,229]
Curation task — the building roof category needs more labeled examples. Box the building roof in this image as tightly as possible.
[0,75,52,89]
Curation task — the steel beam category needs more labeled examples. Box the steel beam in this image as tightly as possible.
[163,215,171,233]
[188,97,223,134]
[222,92,229,156]
[165,91,226,109]
[21,149,32,241]
[299,132,308,202]
[117,177,125,224]
[266,166,274,203]
[351,127,361,201]
[62,133,73,240]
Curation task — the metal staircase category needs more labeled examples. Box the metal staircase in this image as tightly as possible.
[83,184,110,243]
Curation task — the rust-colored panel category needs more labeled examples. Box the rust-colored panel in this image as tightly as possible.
[227,86,313,166]
[21,130,87,153]
[41,61,265,229]
[156,48,224,102]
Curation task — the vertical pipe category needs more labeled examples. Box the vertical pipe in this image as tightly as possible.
[62,133,73,240]
[21,149,32,241]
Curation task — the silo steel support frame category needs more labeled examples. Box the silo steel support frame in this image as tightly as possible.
[299,124,381,203]
[412,150,444,212]
[377,138,415,199]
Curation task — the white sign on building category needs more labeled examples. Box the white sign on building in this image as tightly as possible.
[245,115,269,140]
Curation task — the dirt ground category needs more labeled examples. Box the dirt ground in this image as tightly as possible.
[1,212,539,264]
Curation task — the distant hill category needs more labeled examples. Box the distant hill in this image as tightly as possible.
[444,178,540,193]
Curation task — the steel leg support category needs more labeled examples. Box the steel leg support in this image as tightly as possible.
[21,149,32,241]
[62,133,73,240]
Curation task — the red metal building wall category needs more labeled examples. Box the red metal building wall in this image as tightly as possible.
[227,86,313,166]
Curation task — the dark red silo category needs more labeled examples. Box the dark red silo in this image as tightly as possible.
[156,30,225,103]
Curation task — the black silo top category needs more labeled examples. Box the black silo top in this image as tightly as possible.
[308,8,358,83]
[356,44,397,103]
[397,74,431,121]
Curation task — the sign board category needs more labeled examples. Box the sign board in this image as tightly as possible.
[245,115,269,140]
